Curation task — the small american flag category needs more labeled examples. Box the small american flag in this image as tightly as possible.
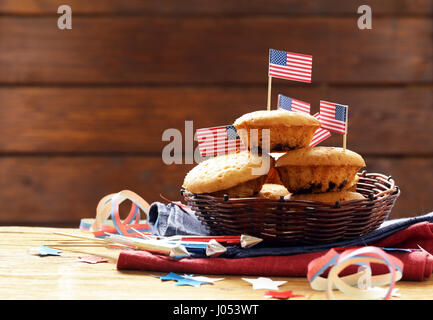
[319,100,348,135]
[278,94,311,114]
[196,125,246,157]
[269,49,312,83]
[309,113,331,147]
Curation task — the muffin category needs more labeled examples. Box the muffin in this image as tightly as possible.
[233,110,320,153]
[348,175,359,191]
[258,183,290,200]
[289,191,365,203]
[275,147,366,194]
[265,167,283,185]
[182,150,272,198]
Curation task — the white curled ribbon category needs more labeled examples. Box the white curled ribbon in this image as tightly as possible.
[91,190,150,236]
[307,246,404,300]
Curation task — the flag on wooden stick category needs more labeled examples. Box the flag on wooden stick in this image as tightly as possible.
[277,94,311,114]
[268,49,313,83]
[267,48,313,110]
[196,125,246,157]
[319,100,349,150]
[309,113,331,147]
[319,101,348,135]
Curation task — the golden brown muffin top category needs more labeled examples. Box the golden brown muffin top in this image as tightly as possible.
[258,183,290,200]
[233,110,320,128]
[182,151,272,194]
[275,147,366,168]
[289,191,365,203]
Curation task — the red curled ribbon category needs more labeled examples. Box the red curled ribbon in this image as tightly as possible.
[307,246,404,300]
[91,190,151,237]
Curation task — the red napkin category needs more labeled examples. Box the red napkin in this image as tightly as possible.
[117,222,433,281]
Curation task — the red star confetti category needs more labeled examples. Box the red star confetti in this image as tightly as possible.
[264,290,305,300]
[77,256,108,264]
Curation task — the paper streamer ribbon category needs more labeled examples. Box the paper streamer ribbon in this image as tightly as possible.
[307,246,403,300]
[91,190,151,237]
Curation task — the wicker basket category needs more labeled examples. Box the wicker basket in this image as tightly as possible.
[182,171,400,244]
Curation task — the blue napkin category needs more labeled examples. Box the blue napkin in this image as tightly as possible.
[148,201,433,258]
[148,202,210,237]
[226,211,433,258]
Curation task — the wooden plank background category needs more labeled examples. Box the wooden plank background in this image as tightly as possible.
[0,0,432,226]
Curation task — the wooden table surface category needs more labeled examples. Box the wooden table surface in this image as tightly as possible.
[1,226,433,300]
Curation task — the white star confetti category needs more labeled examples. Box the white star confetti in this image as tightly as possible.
[242,277,287,290]
[183,275,224,283]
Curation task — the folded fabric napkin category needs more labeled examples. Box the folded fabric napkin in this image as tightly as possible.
[148,202,210,237]
[117,202,433,281]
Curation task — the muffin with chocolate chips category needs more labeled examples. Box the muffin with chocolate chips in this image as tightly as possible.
[233,110,320,153]
[182,150,272,198]
[289,190,365,203]
[275,147,366,194]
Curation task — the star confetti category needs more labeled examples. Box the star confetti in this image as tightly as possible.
[77,256,108,264]
[157,272,186,281]
[175,278,210,288]
[154,272,212,287]
[28,245,62,256]
[264,290,305,300]
[242,277,287,290]
[182,275,224,283]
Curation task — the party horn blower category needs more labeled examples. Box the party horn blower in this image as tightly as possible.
[105,233,190,258]
[164,234,262,248]
[167,239,227,257]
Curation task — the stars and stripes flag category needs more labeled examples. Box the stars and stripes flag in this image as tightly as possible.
[278,94,311,114]
[309,113,331,147]
[268,49,313,83]
[196,125,246,157]
[319,100,348,135]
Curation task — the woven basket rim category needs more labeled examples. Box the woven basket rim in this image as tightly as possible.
[182,171,400,244]
[182,170,399,208]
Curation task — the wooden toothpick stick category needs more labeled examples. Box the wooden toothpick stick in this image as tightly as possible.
[267,76,272,111]
[343,105,349,151]
[53,231,105,242]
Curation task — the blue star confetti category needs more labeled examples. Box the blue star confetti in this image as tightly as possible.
[174,278,209,288]
[158,272,186,281]
[28,245,62,256]
[154,272,212,288]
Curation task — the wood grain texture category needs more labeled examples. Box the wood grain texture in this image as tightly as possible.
[0,86,432,155]
[0,156,431,226]
[0,156,193,225]
[2,226,432,300]
[0,17,431,85]
[0,0,431,15]
[0,2,431,227]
